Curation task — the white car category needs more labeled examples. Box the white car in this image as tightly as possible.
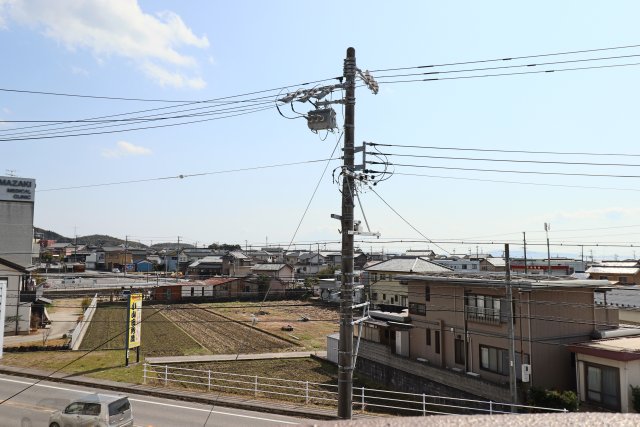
[49,394,133,427]
[112,268,121,273]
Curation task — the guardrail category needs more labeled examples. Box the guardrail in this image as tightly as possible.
[142,363,568,415]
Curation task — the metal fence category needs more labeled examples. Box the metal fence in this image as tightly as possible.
[143,363,568,416]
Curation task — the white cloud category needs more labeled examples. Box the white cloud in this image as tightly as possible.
[0,0,209,88]
[101,141,152,158]
[71,65,88,76]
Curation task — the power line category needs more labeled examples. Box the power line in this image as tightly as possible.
[390,171,640,193]
[370,43,640,72]
[370,152,640,168]
[374,52,640,80]
[36,157,340,192]
[368,142,640,158]
[378,61,640,85]
[368,161,640,179]
[0,104,276,142]
[0,76,340,103]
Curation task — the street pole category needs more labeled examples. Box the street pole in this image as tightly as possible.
[522,232,528,275]
[544,223,551,277]
[338,46,356,420]
[505,244,518,410]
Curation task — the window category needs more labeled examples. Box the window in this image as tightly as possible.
[372,293,378,301]
[466,294,502,323]
[455,337,465,365]
[480,345,508,375]
[409,302,426,316]
[585,363,620,411]
[600,275,608,280]
[425,286,430,301]
[201,287,205,296]
[190,287,194,297]
[83,403,101,416]
[382,294,386,301]
[426,328,431,346]
[462,264,467,270]
[394,295,398,302]
[435,331,440,354]
[619,276,628,283]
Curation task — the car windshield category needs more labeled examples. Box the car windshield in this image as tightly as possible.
[108,398,130,416]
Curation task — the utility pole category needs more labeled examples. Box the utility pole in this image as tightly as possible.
[505,244,518,410]
[124,235,128,277]
[522,232,528,275]
[544,223,551,277]
[338,46,356,420]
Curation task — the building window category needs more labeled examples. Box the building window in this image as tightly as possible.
[426,328,431,346]
[466,294,502,323]
[462,264,467,270]
[190,287,194,297]
[619,276,628,283]
[201,287,205,296]
[480,345,508,375]
[585,363,620,411]
[382,294,386,301]
[409,302,426,316]
[600,275,608,280]
[435,331,440,354]
[372,293,378,301]
[454,337,465,365]
[425,286,430,301]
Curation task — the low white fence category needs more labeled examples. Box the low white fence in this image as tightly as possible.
[70,293,98,350]
[143,363,568,415]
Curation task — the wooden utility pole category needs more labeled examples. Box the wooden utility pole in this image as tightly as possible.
[338,46,356,420]
[505,244,518,410]
[522,232,528,275]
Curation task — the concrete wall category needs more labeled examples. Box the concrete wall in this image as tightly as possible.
[0,201,34,267]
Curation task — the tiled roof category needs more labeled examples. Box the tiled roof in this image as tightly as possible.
[365,257,452,273]
[253,263,289,271]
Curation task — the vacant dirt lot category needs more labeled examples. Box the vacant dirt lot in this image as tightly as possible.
[205,300,340,350]
[162,305,297,354]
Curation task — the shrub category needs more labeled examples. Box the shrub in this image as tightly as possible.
[81,297,92,312]
[527,388,578,412]
[630,385,640,412]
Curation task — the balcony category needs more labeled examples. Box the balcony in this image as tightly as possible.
[465,306,501,325]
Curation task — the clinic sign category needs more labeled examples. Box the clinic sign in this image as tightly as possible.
[0,177,36,202]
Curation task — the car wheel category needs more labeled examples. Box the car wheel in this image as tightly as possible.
[49,423,60,427]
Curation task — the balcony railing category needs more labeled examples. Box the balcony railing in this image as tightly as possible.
[465,306,501,324]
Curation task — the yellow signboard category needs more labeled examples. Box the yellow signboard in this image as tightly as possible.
[127,293,142,349]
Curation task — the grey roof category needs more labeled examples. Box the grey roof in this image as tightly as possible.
[227,251,248,259]
[49,242,72,249]
[299,252,320,261]
[188,256,223,268]
[597,261,639,267]
[364,257,453,274]
[485,258,506,267]
[587,266,640,275]
[252,263,290,271]
[396,273,611,290]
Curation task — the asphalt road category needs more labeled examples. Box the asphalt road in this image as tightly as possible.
[0,374,305,426]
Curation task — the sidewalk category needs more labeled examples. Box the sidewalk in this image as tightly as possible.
[146,351,327,364]
[0,363,345,421]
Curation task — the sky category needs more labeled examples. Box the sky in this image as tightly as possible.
[2,1,640,260]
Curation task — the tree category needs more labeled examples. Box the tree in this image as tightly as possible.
[209,243,242,251]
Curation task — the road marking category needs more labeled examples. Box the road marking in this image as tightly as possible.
[0,376,300,425]
[126,398,299,424]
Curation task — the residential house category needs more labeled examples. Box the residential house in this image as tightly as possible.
[187,256,224,278]
[101,246,133,271]
[365,257,453,311]
[135,260,155,273]
[431,255,480,273]
[321,251,342,267]
[568,333,640,412]
[0,257,36,335]
[295,252,325,276]
[376,274,617,399]
[586,261,640,286]
[251,263,294,281]
[403,249,436,259]
[223,251,253,276]
[178,248,215,271]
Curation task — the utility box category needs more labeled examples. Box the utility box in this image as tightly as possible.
[522,363,531,383]
[307,108,337,131]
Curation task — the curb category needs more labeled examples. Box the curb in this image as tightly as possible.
[0,366,339,421]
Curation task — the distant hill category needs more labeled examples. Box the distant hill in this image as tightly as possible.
[150,242,194,250]
[35,227,147,248]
